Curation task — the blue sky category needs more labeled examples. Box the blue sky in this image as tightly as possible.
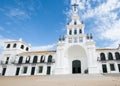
[0,0,68,45]
[0,0,120,53]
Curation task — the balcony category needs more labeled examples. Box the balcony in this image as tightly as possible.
[0,60,6,65]
[12,59,55,65]
[46,59,55,64]
[97,57,120,62]
[0,60,10,65]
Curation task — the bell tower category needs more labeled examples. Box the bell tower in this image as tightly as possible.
[66,3,86,44]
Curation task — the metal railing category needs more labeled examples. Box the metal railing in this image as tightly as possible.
[12,59,55,65]
[97,58,120,62]
[0,61,6,65]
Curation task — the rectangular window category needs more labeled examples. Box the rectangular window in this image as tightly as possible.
[68,38,72,43]
[79,37,83,42]
[38,66,43,73]
[47,66,51,75]
[74,37,77,43]
[2,68,6,76]
[23,66,28,74]
[118,64,120,72]
[110,64,115,71]
[5,57,9,64]
[102,64,107,73]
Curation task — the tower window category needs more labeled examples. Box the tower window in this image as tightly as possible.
[79,29,82,34]
[13,43,17,48]
[6,44,10,48]
[21,45,24,49]
[74,30,77,35]
[69,30,72,35]
[26,47,29,51]
[74,21,77,25]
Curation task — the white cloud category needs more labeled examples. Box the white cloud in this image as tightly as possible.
[6,8,30,20]
[0,35,14,54]
[108,40,120,48]
[82,0,120,19]
[0,35,14,48]
[101,20,120,41]
[31,44,56,51]
[0,0,42,23]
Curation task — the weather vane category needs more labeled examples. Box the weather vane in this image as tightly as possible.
[72,3,79,11]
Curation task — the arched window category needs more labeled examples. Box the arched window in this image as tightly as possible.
[6,44,10,48]
[26,47,29,51]
[74,21,77,25]
[108,52,113,60]
[115,52,120,60]
[40,55,45,63]
[79,29,82,34]
[100,53,106,61]
[33,56,38,63]
[69,30,72,35]
[48,55,52,63]
[26,56,30,63]
[21,45,24,49]
[18,56,23,64]
[74,29,77,35]
[13,43,17,48]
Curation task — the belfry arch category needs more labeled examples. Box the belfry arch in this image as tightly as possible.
[67,45,88,74]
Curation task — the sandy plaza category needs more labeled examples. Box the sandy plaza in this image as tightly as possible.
[0,74,120,86]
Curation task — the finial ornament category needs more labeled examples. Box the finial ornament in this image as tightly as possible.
[72,3,79,12]
[118,44,120,49]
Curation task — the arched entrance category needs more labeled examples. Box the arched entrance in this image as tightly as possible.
[67,45,87,74]
[72,60,81,74]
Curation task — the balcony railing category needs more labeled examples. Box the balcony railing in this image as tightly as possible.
[97,58,120,62]
[12,59,55,65]
[0,60,6,65]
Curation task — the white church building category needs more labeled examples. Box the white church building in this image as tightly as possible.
[0,3,120,76]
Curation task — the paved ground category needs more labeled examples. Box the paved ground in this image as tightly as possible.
[0,74,120,86]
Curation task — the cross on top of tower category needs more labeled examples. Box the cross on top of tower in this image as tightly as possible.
[72,3,79,12]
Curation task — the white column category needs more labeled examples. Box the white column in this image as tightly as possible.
[67,29,69,35]
[115,62,119,73]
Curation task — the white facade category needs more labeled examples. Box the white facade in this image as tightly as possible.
[0,4,120,76]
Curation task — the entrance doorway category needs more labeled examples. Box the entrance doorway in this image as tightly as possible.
[15,67,20,76]
[31,67,35,75]
[2,68,6,76]
[72,60,81,74]
[47,66,51,75]
[102,64,107,73]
